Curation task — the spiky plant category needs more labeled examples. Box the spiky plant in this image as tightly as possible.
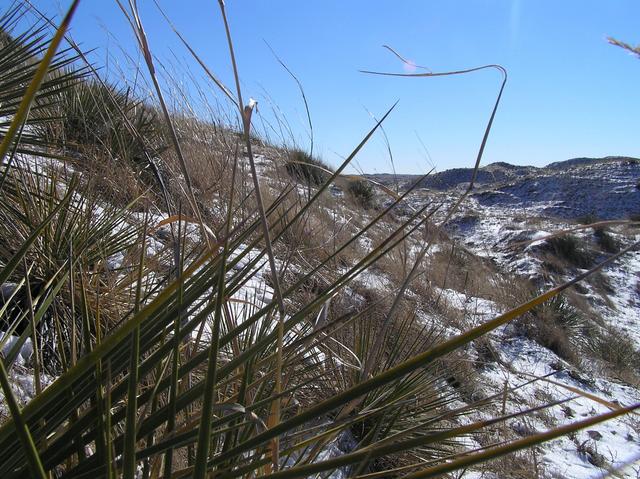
[0,157,148,374]
[347,178,375,209]
[0,3,86,158]
[0,3,638,479]
[42,79,164,166]
[285,148,332,187]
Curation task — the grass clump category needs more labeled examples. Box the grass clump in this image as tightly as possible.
[39,77,172,208]
[285,148,332,186]
[577,213,598,226]
[592,327,640,381]
[347,178,375,209]
[545,234,594,269]
[577,214,620,253]
[522,294,596,363]
[44,79,164,165]
[594,227,619,253]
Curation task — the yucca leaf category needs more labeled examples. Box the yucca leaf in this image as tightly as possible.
[0,358,47,478]
[0,0,81,165]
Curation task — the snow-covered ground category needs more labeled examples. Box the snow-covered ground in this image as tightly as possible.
[391,158,640,478]
[2,149,639,477]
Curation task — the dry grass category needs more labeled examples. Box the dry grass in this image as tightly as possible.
[284,148,333,186]
[591,327,640,385]
[2,4,639,478]
[543,234,594,270]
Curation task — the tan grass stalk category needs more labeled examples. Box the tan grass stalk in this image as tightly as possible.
[117,0,211,250]
[214,1,288,470]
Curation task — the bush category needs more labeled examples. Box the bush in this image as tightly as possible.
[592,328,640,378]
[347,178,375,209]
[577,213,598,225]
[44,79,164,166]
[285,148,332,186]
[523,294,596,362]
[594,228,619,253]
[36,79,168,204]
[545,234,593,269]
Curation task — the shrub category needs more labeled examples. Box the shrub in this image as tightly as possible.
[522,294,596,362]
[0,8,87,154]
[545,234,594,269]
[36,79,168,205]
[285,148,332,186]
[592,327,640,379]
[48,80,163,163]
[577,213,598,225]
[594,228,619,253]
[347,178,375,209]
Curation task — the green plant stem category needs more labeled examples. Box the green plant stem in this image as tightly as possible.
[0,359,47,479]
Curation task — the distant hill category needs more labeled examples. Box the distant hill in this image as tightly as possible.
[367,161,537,191]
[546,156,640,170]
[367,156,640,220]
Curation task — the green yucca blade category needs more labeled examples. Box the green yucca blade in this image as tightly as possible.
[0,0,81,165]
[3,267,69,367]
[209,399,567,479]
[162,214,185,478]
[2,184,438,476]
[0,359,47,478]
[122,222,148,478]
[0,248,217,439]
[206,240,638,469]
[402,403,640,479]
[115,201,441,451]
[0,177,76,286]
[194,152,238,478]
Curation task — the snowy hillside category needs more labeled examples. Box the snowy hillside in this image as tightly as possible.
[375,156,640,477]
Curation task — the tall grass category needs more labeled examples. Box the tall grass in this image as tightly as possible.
[0,2,638,478]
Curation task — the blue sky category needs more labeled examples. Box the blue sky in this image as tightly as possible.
[32,1,640,173]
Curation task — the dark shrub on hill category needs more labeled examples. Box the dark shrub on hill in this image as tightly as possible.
[523,294,596,363]
[594,228,619,253]
[348,178,375,209]
[285,148,332,186]
[546,235,594,269]
[44,80,164,165]
[592,327,640,380]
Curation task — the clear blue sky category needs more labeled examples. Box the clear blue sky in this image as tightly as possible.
[31,1,640,173]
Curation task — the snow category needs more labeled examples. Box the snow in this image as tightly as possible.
[434,287,502,320]
[474,333,640,478]
[0,333,53,420]
[0,333,33,366]
[2,147,639,477]
[599,248,640,345]
[353,268,392,291]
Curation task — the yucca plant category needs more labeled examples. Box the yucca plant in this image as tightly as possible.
[0,2,639,479]
[0,155,148,374]
[347,179,375,209]
[285,148,332,187]
[521,293,596,363]
[0,3,86,159]
[42,79,164,167]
